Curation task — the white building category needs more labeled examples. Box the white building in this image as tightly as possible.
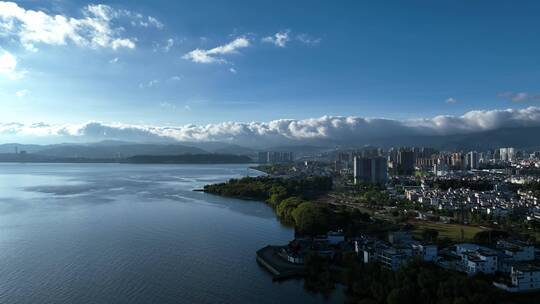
[510,264,540,292]
[500,147,516,162]
[378,247,411,271]
[497,240,535,262]
[466,151,479,170]
[412,243,438,262]
[495,264,540,292]
[455,244,498,275]
[464,250,498,275]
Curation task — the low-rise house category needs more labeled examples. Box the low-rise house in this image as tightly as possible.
[463,249,498,275]
[494,264,540,292]
[452,244,498,275]
[412,243,438,261]
[497,240,535,262]
[378,247,410,271]
[356,232,439,271]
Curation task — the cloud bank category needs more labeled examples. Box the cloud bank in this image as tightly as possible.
[2,107,540,146]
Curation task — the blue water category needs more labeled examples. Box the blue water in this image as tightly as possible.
[0,163,342,304]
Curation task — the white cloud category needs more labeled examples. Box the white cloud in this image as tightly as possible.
[295,33,321,45]
[229,67,237,74]
[445,97,458,104]
[498,91,540,103]
[3,107,540,146]
[182,36,250,64]
[109,57,119,64]
[262,31,290,47]
[138,16,163,29]
[159,102,176,109]
[0,50,25,79]
[0,2,146,51]
[159,102,191,112]
[169,75,182,81]
[15,89,28,97]
[153,38,176,53]
[138,79,159,88]
[164,38,174,52]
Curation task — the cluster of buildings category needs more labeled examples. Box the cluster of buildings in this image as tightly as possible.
[257,151,294,164]
[354,232,540,293]
[438,240,540,293]
[400,178,540,221]
[388,147,432,175]
[278,231,348,265]
[330,146,540,180]
[354,231,438,270]
[277,229,539,293]
[261,146,540,184]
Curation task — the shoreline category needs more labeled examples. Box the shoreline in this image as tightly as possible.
[0,160,255,165]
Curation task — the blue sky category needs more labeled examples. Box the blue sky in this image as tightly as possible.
[1,0,540,144]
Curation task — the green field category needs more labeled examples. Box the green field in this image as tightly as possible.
[412,221,488,241]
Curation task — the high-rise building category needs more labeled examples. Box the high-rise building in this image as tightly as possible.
[258,152,268,163]
[508,147,516,161]
[337,152,351,163]
[500,148,508,162]
[397,150,415,175]
[258,151,294,164]
[353,156,388,185]
[466,151,479,170]
[361,147,384,158]
[451,152,465,170]
[500,147,516,162]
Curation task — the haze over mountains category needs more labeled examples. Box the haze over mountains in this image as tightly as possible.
[2,126,539,160]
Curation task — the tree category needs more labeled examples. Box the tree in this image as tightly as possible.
[473,230,509,246]
[422,228,439,243]
[303,252,334,294]
[276,196,304,221]
[268,185,288,205]
[291,202,329,235]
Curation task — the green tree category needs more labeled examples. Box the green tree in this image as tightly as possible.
[422,228,439,243]
[276,196,304,221]
[268,185,288,206]
[291,202,329,234]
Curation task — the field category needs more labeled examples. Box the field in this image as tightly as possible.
[411,220,488,241]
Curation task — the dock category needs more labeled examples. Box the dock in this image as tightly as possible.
[256,245,305,281]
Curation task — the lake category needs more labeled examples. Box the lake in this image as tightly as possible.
[0,163,343,304]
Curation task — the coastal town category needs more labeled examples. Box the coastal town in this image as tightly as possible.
[208,146,540,300]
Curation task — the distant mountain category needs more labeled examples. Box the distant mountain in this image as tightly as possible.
[2,126,539,158]
[0,142,208,159]
[265,145,329,153]
[179,141,257,155]
[247,127,540,153]
[0,143,46,154]
[364,126,540,151]
[126,154,252,164]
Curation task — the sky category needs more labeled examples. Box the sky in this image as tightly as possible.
[1,0,540,145]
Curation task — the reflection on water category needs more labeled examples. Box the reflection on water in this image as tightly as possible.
[0,163,343,304]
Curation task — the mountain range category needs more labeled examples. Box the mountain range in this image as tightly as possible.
[1,126,539,159]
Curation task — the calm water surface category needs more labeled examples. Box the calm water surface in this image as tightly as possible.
[0,163,343,304]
